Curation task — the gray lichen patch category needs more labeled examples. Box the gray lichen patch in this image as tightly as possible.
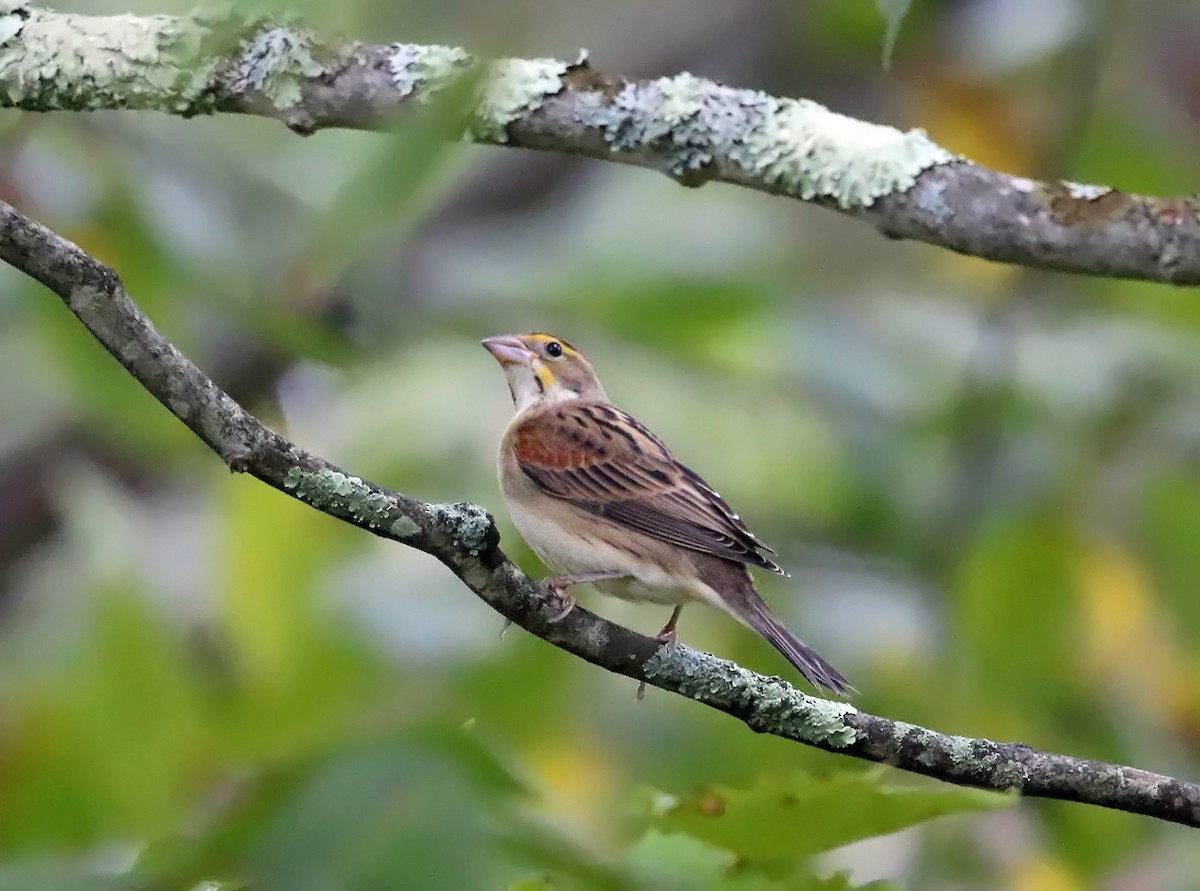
[426,501,496,555]
[385,44,568,142]
[281,467,396,530]
[1064,181,1112,201]
[888,721,1028,789]
[0,6,223,114]
[598,74,753,178]
[0,5,24,44]
[229,24,328,111]
[645,646,859,747]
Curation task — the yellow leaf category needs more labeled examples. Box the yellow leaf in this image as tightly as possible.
[1076,540,1177,718]
[528,734,621,846]
[1008,855,1083,891]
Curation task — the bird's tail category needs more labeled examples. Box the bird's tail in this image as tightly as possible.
[740,597,852,697]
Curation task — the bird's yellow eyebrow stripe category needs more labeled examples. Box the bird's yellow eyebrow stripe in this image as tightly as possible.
[527,333,579,357]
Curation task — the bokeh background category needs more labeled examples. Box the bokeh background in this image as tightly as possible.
[2,0,1200,887]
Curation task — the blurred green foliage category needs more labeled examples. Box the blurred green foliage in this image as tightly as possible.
[2,0,1200,888]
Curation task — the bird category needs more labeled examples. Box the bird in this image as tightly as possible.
[481,332,850,696]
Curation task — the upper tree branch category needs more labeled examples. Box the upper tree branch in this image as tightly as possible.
[1,198,1197,828]
[1,2,1198,285]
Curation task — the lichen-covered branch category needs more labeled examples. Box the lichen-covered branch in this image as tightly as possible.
[1,199,1197,828]
[1,3,1199,286]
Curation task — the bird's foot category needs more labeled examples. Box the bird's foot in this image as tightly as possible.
[539,578,578,622]
[540,570,627,623]
[639,606,684,701]
[547,590,576,623]
[654,605,683,647]
[499,617,513,640]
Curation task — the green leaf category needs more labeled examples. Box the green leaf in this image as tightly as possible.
[636,770,1011,861]
[495,813,631,891]
[141,739,509,890]
[622,830,899,890]
[0,588,209,852]
[213,471,387,760]
[1139,472,1200,642]
[955,514,1078,718]
[620,831,734,887]
[134,754,325,888]
[408,720,530,798]
[0,860,136,891]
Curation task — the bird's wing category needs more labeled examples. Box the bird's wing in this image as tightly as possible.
[510,402,784,574]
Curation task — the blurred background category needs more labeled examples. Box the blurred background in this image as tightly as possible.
[2,0,1200,887]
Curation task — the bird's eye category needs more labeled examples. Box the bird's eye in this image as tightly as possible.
[545,341,563,358]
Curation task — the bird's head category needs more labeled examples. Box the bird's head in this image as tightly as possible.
[482,332,606,413]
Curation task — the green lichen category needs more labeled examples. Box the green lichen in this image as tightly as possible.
[738,96,953,208]
[281,467,396,530]
[644,646,859,747]
[574,71,953,206]
[0,6,226,114]
[472,57,568,142]
[387,42,473,102]
[389,515,421,539]
[0,6,340,116]
[931,731,978,768]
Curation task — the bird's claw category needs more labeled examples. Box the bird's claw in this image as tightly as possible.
[499,618,513,640]
[538,576,578,622]
[546,589,576,622]
[654,627,679,648]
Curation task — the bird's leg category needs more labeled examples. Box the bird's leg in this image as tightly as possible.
[541,570,629,622]
[636,606,686,700]
[655,605,684,645]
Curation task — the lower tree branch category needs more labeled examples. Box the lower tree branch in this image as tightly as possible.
[1,199,1197,829]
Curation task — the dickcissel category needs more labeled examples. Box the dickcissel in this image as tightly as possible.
[482,332,850,696]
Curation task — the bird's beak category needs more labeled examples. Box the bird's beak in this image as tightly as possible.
[481,334,535,366]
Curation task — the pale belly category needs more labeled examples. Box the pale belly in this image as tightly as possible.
[504,486,698,607]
